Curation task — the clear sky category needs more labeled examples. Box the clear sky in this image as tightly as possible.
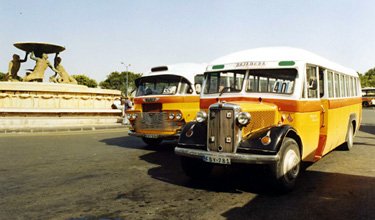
[1,0,374,82]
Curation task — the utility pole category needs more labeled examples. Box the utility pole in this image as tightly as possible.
[121,62,131,97]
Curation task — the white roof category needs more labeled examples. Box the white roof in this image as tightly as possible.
[144,63,206,83]
[208,47,358,77]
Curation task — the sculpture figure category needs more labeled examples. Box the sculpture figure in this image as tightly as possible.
[49,54,77,84]
[23,52,58,82]
[5,52,29,81]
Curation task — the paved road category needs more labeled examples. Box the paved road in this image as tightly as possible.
[0,109,374,220]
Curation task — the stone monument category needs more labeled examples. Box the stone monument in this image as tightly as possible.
[0,42,122,131]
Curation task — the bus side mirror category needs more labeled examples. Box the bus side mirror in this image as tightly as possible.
[195,84,201,94]
[309,79,317,90]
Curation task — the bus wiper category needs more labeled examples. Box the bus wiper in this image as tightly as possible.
[218,87,232,97]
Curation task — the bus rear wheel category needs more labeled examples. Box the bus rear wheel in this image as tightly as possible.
[343,122,354,151]
[180,156,213,179]
[142,137,162,146]
[270,137,301,192]
[362,101,369,107]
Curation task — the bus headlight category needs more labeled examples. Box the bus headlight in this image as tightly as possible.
[196,111,207,123]
[237,112,251,126]
[168,113,175,120]
[127,114,132,120]
[176,113,183,120]
[131,114,137,120]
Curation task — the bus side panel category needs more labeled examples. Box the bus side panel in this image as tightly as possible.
[288,111,321,162]
[325,99,362,153]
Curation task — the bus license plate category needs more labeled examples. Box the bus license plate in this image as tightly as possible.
[144,134,158,138]
[203,155,231,165]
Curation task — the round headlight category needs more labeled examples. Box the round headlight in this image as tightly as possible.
[127,114,132,119]
[168,113,175,120]
[131,114,137,120]
[176,113,183,120]
[237,112,251,126]
[196,111,207,123]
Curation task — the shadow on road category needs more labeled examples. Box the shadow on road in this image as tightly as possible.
[99,135,177,151]
[360,124,375,135]
[221,171,375,220]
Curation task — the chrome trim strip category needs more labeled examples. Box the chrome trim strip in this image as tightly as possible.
[128,130,180,138]
[175,147,279,164]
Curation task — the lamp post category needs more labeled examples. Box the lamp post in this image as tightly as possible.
[121,62,131,97]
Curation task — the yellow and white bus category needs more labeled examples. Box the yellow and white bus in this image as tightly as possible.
[361,87,375,107]
[127,63,206,145]
[175,47,362,191]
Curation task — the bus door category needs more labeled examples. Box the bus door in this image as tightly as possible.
[314,67,329,160]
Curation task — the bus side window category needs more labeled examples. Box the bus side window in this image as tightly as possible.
[194,74,204,94]
[319,67,325,98]
[306,65,318,98]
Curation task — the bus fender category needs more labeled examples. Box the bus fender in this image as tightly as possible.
[178,121,207,147]
[239,125,301,154]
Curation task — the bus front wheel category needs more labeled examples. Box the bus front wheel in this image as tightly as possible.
[362,101,369,107]
[270,137,301,192]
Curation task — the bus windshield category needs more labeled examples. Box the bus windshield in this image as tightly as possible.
[136,75,191,96]
[203,70,246,94]
[246,69,297,94]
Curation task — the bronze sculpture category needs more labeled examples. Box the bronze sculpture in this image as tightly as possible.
[49,54,77,84]
[5,52,29,81]
[23,52,59,82]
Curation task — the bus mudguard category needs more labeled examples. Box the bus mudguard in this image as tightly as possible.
[178,121,207,149]
[238,125,301,154]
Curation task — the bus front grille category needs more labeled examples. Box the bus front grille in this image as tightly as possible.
[207,104,240,153]
[242,111,276,135]
[135,112,180,131]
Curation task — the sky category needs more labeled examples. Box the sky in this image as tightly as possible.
[1,0,375,82]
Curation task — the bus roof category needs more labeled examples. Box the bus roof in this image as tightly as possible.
[143,63,206,84]
[208,47,358,77]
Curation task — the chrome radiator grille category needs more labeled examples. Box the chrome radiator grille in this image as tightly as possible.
[134,112,179,131]
[207,104,240,153]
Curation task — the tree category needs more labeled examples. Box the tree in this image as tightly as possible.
[72,74,98,88]
[359,67,375,88]
[0,72,6,81]
[99,71,142,96]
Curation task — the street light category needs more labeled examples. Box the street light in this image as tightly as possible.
[121,62,131,97]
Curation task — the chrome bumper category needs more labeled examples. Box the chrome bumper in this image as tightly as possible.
[175,147,280,164]
[128,130,180,139]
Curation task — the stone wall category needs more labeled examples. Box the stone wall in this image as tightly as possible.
[0,82,122,130]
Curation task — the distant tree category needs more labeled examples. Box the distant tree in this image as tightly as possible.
[0,72,6,81]
[359,68,375,88]
[99,71,142,96]
[72,74,98,88]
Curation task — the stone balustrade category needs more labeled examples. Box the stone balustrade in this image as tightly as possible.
[0,82,123,130]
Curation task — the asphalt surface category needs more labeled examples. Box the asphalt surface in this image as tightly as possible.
[0,108,374,220]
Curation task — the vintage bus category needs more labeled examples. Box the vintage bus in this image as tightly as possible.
[361,87,375,107]
[127,63,206,145]
[175,47,362,191]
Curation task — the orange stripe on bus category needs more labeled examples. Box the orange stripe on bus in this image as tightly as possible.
[134,96,200,104]
[200,97,322,112]
[328,97,362,109]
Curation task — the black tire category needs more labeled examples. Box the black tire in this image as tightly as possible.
[362,101,369,107]
[142,137,163,146]
[270,137,301,192]
[343,122,354,151]
[180,156,213,179]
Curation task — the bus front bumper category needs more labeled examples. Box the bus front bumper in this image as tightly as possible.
[128,130,180,139]
[175,147,280,164]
